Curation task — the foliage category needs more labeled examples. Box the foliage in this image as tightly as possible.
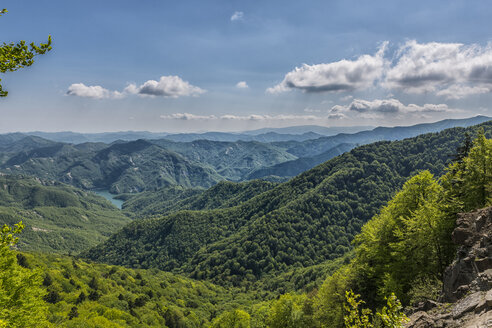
[0,175,131,253]
[11,252,258,327]
[123,180,277,217]
[304,132,492,327]
[84,122,492,288]
[0,9,52,97]
[344,291,372,328]
[0,222,51,327]
[209,309,250,328]
[343,291,408,328]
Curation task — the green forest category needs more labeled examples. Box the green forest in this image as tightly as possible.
[0,121,491,327]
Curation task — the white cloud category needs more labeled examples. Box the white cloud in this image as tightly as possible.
[303,107,321,113]
[330,98,455,114]
[327,113,347,120]
[268,40,492,99]
[67,76,204,100]
[267,42,388,94]
[231,11,244,21]
[384,40,492,98]
[66,83,124,99]
[125,76,205,98]
[160,113,319,121]
[160,113,217,120]
[236,81,249,89]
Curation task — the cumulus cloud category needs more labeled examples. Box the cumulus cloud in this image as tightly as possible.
[66,83,124,99]
[125,76,205,98]
[67,76,204,100]
[330,98,454,114]
[236,81,249,89]
[267,42,388,94]
[160,113,319,121]
[384,40,492,98]
[231,11,244,21]
[269,40,492,99]
[327,113,347,120]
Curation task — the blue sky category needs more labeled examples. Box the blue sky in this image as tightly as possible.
[1,0,492,132]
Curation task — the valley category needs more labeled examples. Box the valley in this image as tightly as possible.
[1,118,492,327]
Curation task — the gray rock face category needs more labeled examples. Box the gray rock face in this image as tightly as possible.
[407,207,492,328]
[444,207,492,302]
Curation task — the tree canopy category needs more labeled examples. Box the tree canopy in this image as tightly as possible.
[0,8,52,97]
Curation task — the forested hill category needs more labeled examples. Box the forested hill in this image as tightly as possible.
[123,180,278,217]
[148,139,296,181]
[1,139,224,193]
[247,143,356,180]
[83,120,492,287]
[0,175,131,253]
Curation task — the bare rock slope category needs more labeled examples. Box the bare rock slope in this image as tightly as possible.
[407,207,492,328]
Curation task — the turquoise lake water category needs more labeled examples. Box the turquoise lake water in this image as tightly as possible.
[93,190,124,209]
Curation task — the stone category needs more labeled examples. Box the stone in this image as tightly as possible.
[452,292,483,319]
[486,289,492,307]
[406,311,436,328]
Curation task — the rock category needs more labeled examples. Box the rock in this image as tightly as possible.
[406,311,436,328]
[443,207,492,302]
[452,292,484,319]
[475,257,492,272]
[407,207,492,327]
[486,289,492,307]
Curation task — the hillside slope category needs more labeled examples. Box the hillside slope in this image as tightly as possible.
[2,139,224,193]
[123,180,278,217]
[83,121,492,286]
[247,143,356,180]
[149,139,297,181]
[0,175,131,253]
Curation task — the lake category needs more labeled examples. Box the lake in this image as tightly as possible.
[93,190,124,209]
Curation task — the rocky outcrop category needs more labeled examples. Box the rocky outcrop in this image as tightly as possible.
[407,207,492,328]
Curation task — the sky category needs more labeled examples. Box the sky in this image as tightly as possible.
[1,0,492,133]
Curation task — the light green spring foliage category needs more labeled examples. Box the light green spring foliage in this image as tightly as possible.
[0,222,51,328]
[343,291,408,328]
[266,294,315,328]
[354,170,449,304]
[0,9,52,97]
[375,294,409,328]
[344,291,372,328]
[442,130,492,212]
[209,309,251,328]
[314,266,352,327]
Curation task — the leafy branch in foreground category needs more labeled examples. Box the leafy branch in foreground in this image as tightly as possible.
[344,290,408,328]
[0,221,51,328]
[0,8,52,97]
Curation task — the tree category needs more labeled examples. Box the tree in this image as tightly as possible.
[0,9,52,97]
[343,291,408,328]
[209,309,250,328]
[0,222,51,327]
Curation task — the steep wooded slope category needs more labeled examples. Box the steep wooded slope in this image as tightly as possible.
[83,121,492,286]
[123,180,278,217]
[2,139,223,193]
[0,175,131,253]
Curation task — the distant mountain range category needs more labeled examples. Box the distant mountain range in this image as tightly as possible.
[0,116,490,193]
[22,125,375,144]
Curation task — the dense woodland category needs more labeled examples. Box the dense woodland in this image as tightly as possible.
[1,121,491,327]
[84,122,492,288]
